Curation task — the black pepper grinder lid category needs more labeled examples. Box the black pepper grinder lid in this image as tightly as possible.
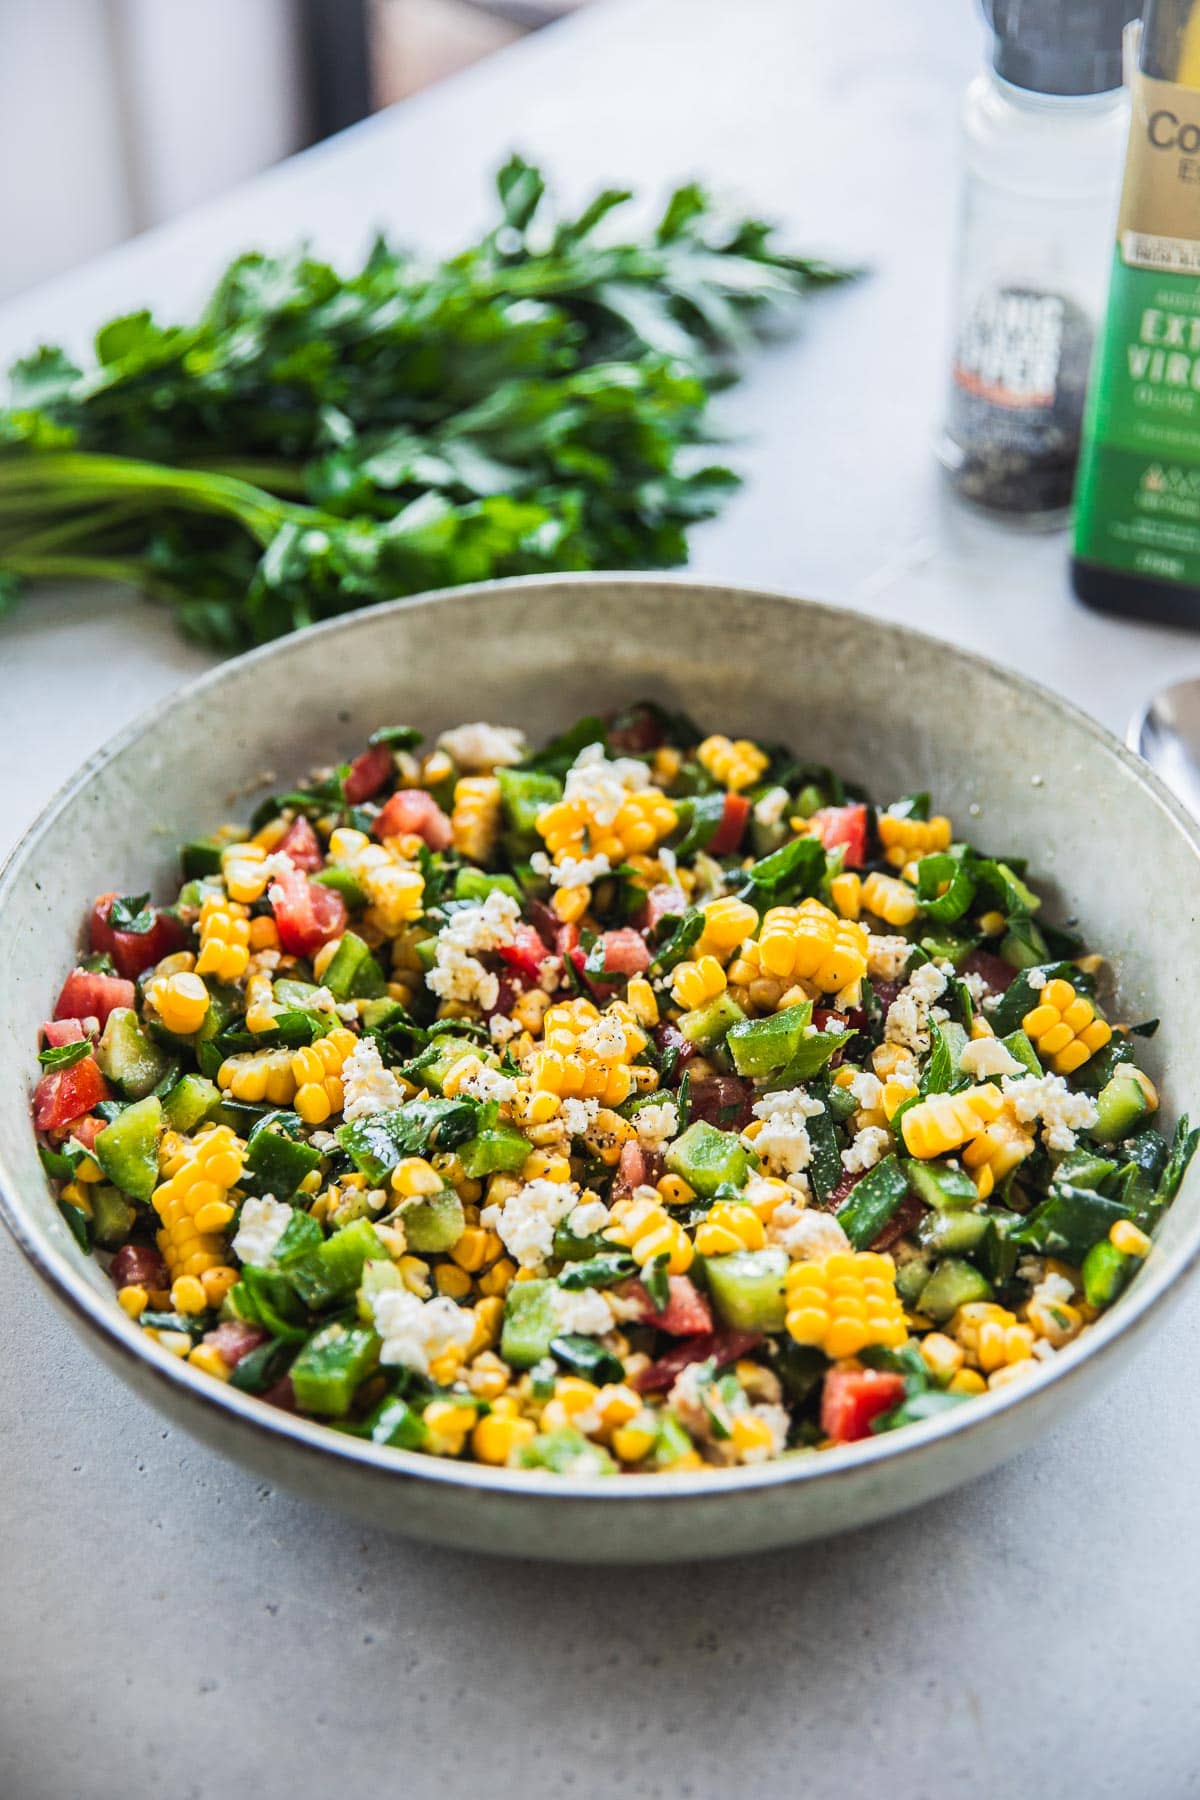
[984,0,1135,96]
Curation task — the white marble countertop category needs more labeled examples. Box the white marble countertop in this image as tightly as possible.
[3,3,1200,1795]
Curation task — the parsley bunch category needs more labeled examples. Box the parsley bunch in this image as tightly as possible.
[0,157,854,651]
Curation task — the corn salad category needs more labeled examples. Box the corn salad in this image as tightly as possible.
[32,706,1195,1474]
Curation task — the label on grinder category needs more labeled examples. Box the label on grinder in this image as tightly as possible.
[1075,66,1200,586]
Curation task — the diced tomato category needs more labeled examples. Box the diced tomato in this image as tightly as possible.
[820,1367,907,1443]
[526,898,560,944]
[632,1329,762,1393]
[204,1321,268,1370]
[652,1022,697,1085]
[871,978,903,1015]
[89,892,188,980]
[34,1056,109,1133]
[708,792,751,856]
[373,789,452,851]
[343,744,394,804]
[598,928,650,976]
[611,1140,648,1202]
[497,923,551,985]
[69,1114,105,1152]
[110,1243,168,1291]
[268,866,347,957]
[55,968,136,1029]
[961,948,1018,994]
[643,883,688,931]
[618,1275,714,1337]
[687,1074,755,1132]
[40,1018,85,1048]
[606,703,666,754]
[275,815,324,872]
[808,803,869,870]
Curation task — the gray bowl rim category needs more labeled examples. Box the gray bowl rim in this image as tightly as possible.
[2,570,1198,1506]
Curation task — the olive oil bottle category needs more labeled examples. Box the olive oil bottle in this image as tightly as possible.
[1073,1,1200,621]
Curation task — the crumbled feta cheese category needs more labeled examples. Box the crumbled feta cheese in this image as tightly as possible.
[960,970,987,1004]
[458,1062,518,1105]
[1030,1339,1057,1363]
[231,1195,293,1266]
[841,1124,892,1173]
[562,742,650,827]
[335,1001,362,1022]
[340,1037,406,1122]
[560,1096,601,1137]
[426,889,521,1011]
[579,1012,630,1061]
[1033,1270,1076,1307]
[1001,1072,1098,1153]
[306,985,339,1013]
[767,1203,849,1261]
[753,786,791,829]
[550,1286,615,1337]
[489,1013,520,1045]
[567,1197,611,1237]
[437,721,527,771]
[372,1290,476,1374]
[1026,967,1050,991]
[634,1100,679,1149]
[481,1177,578,1269]
[885,960,948,1052]
[533,849,612,889]
[262,850,297,881]
[867,934,912,981]
[846,1069,884,1114]
[749,1087,825,1180]
[959,1037,1023,1080]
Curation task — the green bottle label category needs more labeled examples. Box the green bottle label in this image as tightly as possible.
[1074,61,1200,587]
[1075,250,1200,584]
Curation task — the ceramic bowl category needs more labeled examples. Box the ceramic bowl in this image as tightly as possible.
[2,575,1199,1563]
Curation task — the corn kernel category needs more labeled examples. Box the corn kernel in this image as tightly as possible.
[1111,1219,1151,1257]
[117,1283,148,1319]
[187,1343,231,1382]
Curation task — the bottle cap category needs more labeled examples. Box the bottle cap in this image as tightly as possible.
[984,0,1136,96]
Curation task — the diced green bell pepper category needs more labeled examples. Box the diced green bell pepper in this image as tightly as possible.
[1082,1238,1134,1309]
[677,992,747,1051]
[285,1217,386,1309]
[94,1095,162,1202]
[904,1158,977,1212]
[1091,1072,1154,1144]
[363,1392,430,1450]
[835,1155,910,1249]
[97,1008,173,1097]
[89,1183,137,1248]
[356,1257,403,1323]
[704,1248,788,1332]
[919,1257,992,1321]
[320,930,386,1001]
[162,1072,221,1133]
[226,1265,308,1340]
[313,867,368,910]
[459,1121,531,1179]
[666,1121,752,1198]
[290,1322,380,1416]
[500,1279,559,1369]
[400,1189,465,1253]
[498,767,562,839]
[245,1120,322,1197]
[917,1208,991,1257]
[516,1427,616,1475]
[454,868,523,903]
[726,1002,812,1077]
[180,838,225,879]
[1002,1029,1043,1077]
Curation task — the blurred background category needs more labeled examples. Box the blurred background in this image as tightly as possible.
[0,0,592,302]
